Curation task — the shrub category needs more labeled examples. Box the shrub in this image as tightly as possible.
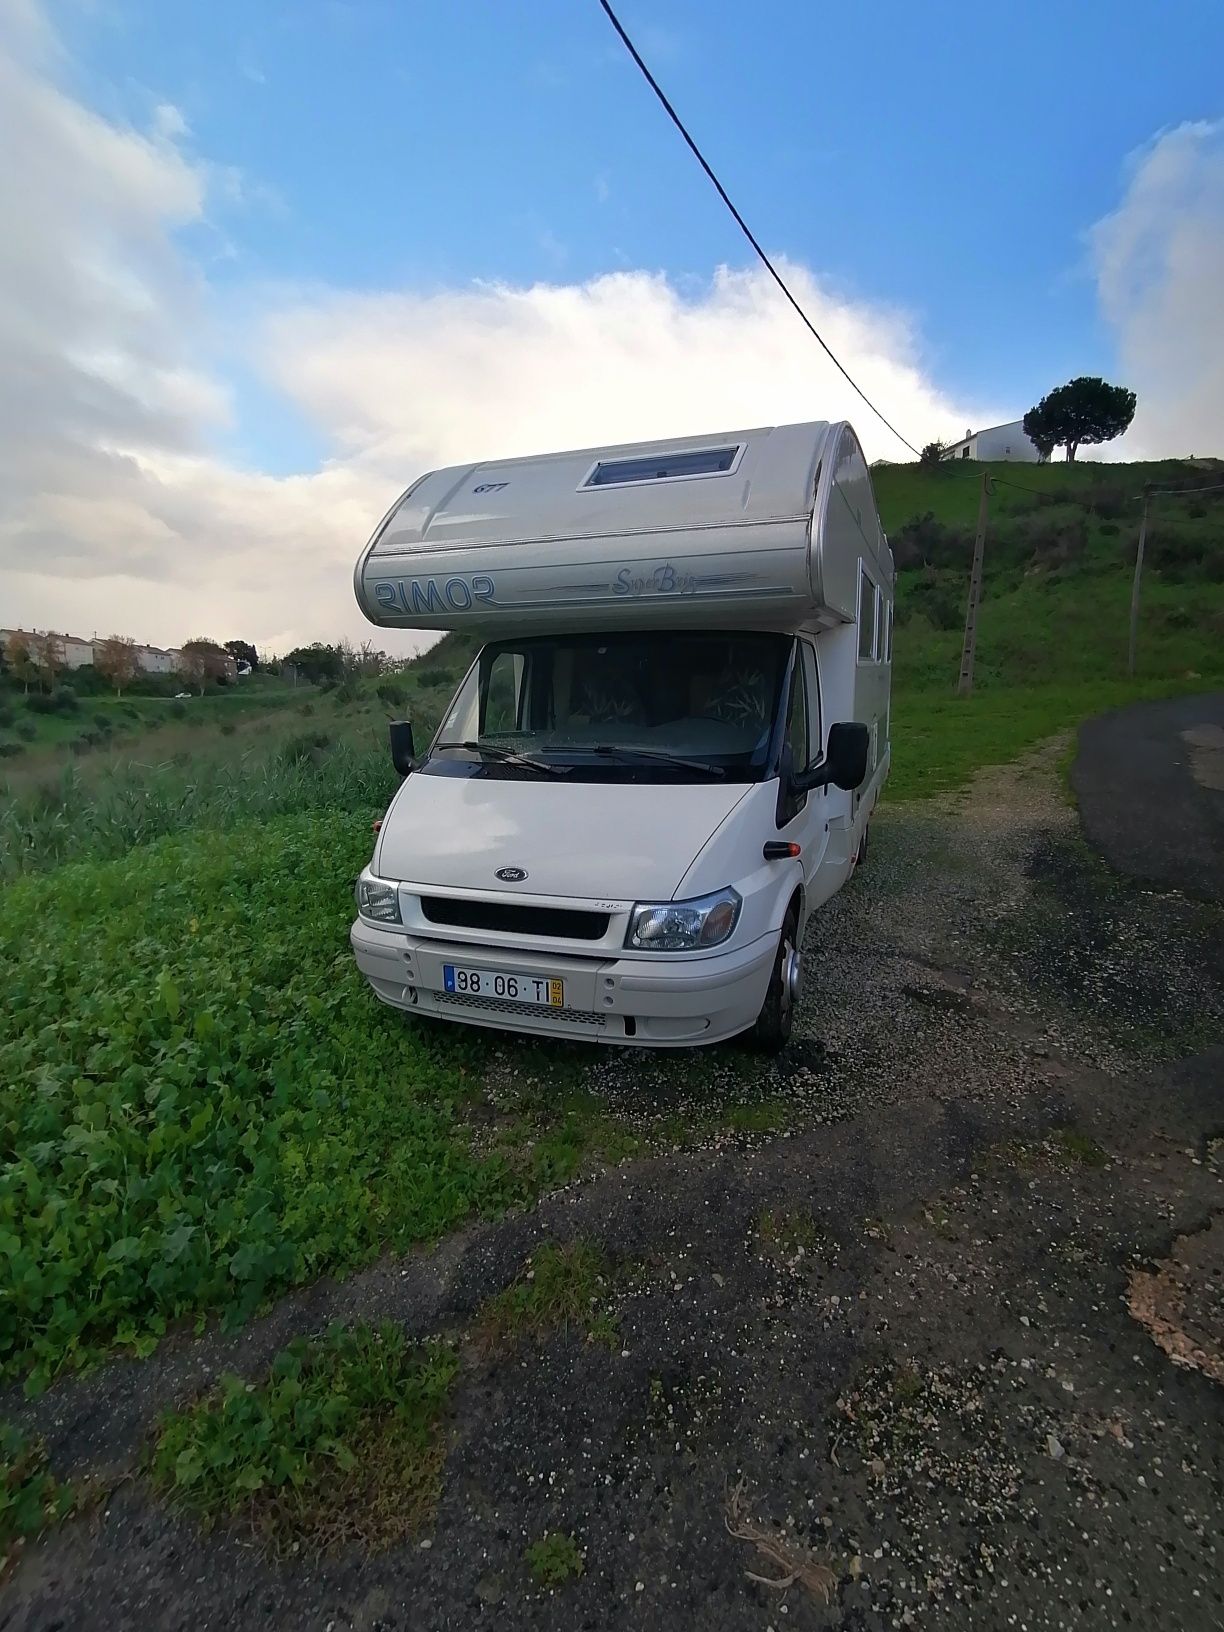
[60,664,109,698]
[900,569,963,632]
[1083,484,1130,521]
[526,1531,585,1587]
[0,741,22,759]
[219,721,237,736]
[412,667,452,690]
[0,1424,75,1569]
[281,730,333,766]
[0,704,13,729]
[168,700,187,719]
[13,722,36,743]
[889,512,974,571]
[376,681,409,706]
[1012,512,1088,567]
[1147,528,1215,579]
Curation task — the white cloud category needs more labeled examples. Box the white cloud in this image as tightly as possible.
[1092,120,1224,459]
[0,2,1001,658]
[152,100,189,141]
[262,265,991,478]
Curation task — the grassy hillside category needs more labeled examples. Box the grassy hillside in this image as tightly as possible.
[872,457,1224,692]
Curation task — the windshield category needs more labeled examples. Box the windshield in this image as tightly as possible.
[430,630,790,781]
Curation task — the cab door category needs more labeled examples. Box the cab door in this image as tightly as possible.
[775,638,829,894]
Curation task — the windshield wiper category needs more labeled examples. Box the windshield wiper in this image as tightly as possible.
[434,740,569,775]
[577,744,726,778]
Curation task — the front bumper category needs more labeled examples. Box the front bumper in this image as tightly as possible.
[349,918,776,1047]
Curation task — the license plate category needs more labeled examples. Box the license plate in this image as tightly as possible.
[442,964,565,1007]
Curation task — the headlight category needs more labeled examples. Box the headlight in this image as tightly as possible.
[355,870,402,925]
[625,887,741,952]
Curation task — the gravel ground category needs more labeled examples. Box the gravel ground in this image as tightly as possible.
[5,739,1223,1632]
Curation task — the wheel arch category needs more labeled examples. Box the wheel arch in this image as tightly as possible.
[787,883,805,935]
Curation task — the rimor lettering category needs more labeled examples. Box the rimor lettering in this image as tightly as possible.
[369,576,497,615]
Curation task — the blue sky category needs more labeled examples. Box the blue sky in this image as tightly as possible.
[2,0,1222,647]
[58,0,1223,457]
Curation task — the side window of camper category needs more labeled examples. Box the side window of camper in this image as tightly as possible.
[482,650,526,735]
[858,568,877,662]
[784,654,808,771]
[800,641,821,760]
[777,651,808,827]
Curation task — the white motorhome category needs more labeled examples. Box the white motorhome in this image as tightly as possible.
[351,421,893,1051]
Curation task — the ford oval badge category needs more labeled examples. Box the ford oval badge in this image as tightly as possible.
[495,866,528,883]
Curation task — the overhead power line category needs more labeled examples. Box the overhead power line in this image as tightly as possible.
[595,0,922,458]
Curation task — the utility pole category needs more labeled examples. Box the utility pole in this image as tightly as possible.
[1127,484,1151,678]
[957,471,991,697]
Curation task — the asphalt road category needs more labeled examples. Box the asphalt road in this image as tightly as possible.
[1072,691,1224,902]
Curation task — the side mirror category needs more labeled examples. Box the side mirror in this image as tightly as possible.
[823,721,870,791]
[389,719,416,777]
[793,721,870,793]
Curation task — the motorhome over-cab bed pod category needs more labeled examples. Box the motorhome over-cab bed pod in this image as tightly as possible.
[354,421,893,638]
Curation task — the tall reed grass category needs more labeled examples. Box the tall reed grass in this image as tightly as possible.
[0,738,399,880]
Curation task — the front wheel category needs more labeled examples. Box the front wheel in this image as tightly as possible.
[746,905,801,1054]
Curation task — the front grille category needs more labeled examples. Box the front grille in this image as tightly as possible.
[420,896,609,940]
[434,990,607,1026]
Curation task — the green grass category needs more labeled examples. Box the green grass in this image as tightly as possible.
[1,1423,76,1572]
[724,1097,789,1133]
[526,1530,585,1587]
[887,678,1205,801]
[756,1207,820,1256]
[0,674,462,880]
[988,1128,1109,1174]
[873,455,1224,534]
[475,1242,619,1353]
[151,1322,456,1553]
[876,457,1224,711]
[0,812,549,1391]
[0,725,397,880]
[1053,1128,1108,1168]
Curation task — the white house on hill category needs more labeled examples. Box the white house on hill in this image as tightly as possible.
[944,420,1045,463]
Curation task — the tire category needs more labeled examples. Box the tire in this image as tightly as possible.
[746,904,801,1054]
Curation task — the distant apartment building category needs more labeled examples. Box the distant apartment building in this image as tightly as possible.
[138,645,183,675]
[1,629,236,681]
[0,627,93,670]
[0,629,96,670]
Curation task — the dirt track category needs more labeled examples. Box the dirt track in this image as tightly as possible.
[5,740,1223,1632]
